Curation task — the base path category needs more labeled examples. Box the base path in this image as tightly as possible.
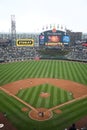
[1,78,87,98]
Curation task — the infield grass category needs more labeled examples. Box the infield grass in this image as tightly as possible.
[16,84,74,108]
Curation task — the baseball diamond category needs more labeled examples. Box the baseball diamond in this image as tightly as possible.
[0,60,87,130]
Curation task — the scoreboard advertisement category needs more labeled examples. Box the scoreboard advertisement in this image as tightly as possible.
[16,39,34,46]
[39,35,45,45]
[62,35,70,43]
[39,29,70,46]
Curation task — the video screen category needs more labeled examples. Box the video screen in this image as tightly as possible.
[48,36,60,43]
[62,35,70,43]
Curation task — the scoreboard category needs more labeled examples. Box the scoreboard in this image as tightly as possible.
[39,29,70,46]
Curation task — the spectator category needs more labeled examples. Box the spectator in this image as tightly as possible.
[68,123,77,130]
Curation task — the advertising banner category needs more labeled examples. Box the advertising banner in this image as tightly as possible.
[16,39,34,46]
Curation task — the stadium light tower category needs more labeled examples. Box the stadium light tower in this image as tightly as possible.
[11,15,16,45]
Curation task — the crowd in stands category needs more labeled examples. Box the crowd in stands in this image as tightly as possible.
[0,45,39,62]
[64,123,87,130]
[0,44,87,63]
[65,45,87,61]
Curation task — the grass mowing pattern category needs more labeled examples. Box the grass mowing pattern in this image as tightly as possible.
[0,90,87,130]
[16,84,74,108]
[0,60,87,130]
[0,60,87,86]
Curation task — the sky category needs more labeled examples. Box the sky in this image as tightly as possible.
[0,0,87,33]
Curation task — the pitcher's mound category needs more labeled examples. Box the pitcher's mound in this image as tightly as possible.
[29,108,53,121]
[40,92,50,98]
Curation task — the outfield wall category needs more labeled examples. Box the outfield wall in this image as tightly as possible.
[40,57,87,63]
[0,58,87,64]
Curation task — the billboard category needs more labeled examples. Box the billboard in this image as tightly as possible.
[39,35,45,45]
[16,39,34,46]
[45,42,62,46]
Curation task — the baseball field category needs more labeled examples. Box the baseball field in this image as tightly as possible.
[0,60,87,130]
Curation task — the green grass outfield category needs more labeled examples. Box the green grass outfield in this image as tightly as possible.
[0,60,87,130]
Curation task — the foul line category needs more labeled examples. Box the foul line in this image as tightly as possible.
[47,94,87,112]
[0,87,38,113]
